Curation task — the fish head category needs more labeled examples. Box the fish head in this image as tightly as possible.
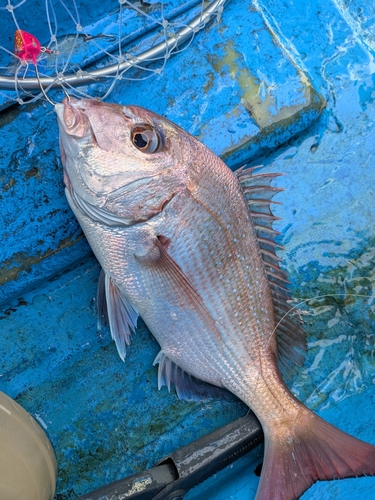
[55,98,201,223]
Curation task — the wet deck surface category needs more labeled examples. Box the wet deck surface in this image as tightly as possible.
[1,0,375,498]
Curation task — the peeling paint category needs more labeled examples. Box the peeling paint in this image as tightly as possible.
[210,41,315,129]
[0,0,375,499]
[220,86,325,164]
[119,475,153,498]
[0,233,85,287]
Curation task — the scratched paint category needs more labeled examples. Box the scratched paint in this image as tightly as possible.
[0,1,323,304]
[0,0,375,499]
[0,258,247,497]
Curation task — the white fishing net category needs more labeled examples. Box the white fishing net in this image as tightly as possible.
[0,0,226,107]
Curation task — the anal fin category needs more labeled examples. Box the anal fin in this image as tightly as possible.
[154,351,238,402]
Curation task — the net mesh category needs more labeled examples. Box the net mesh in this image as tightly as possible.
[0,0,225,106]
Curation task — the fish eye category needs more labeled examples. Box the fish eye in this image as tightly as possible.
[131,125,160,153]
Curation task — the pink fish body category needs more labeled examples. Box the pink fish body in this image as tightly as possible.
[56,98,375,500]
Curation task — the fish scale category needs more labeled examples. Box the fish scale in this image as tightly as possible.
[156,195,259,394]
[76,203,229,387]
[189,163,276,368]
[56,98,375,500]
[168,204,259,342]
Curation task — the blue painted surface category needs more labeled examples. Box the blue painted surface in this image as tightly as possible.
[0,0,323,303]
[1,0,375,499]
[0,258,247,497]
[0,0,200,68]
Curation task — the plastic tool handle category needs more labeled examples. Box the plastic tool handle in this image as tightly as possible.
[77,412,263,500]
[153,412,263,500]
[76,463,177,500]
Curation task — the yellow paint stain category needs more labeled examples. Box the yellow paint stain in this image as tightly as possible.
[0,233,85,286]
[210,41,312,128]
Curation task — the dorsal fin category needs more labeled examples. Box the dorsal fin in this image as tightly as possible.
[236,165,306,380]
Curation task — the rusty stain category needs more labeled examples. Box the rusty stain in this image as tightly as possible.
[0,233,85,287]
[220,87,325,162]
[3,177,16,191]
[202,70,216,94]
[25,166,40,179]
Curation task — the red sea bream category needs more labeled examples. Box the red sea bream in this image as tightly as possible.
[55,98,375,500]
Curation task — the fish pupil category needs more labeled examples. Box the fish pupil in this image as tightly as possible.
[131,125,160,153]
[133,133,148,149]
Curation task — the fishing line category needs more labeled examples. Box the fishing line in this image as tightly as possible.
[269,292,374,348]
[0,0,228,106]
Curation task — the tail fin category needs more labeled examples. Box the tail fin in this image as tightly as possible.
[256,412,375,500]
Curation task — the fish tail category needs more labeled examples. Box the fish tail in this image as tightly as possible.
[255,410,375,500]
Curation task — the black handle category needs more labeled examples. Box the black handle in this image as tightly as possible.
[76,412,263,500]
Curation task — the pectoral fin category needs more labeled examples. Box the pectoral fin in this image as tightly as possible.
[97,269,138,361]
[135,235,222,342]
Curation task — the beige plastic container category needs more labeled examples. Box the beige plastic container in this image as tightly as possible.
[0,391,57,500]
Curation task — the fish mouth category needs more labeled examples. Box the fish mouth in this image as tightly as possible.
[55,99,81,194]
[54,102,65,125]
[55,95,80,116]
[55,97,88,132]
[56,98,93,194]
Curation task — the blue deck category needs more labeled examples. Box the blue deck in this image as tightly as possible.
[1,0,375,498]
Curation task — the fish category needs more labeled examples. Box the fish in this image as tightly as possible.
[55,97,375,500]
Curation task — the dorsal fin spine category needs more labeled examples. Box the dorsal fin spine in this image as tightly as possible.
[250,211,282,221]
[266,270,290,284]
[236,165,307,380]
[254,224,282,236]
[257,236,285,250]
[260,248,283,262]
[247,198,283,206]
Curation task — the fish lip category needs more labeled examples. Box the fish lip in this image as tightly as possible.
[54,102,64,124]
[55,99,80,193]
[55,97,86,125]
[65,99,84,129]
